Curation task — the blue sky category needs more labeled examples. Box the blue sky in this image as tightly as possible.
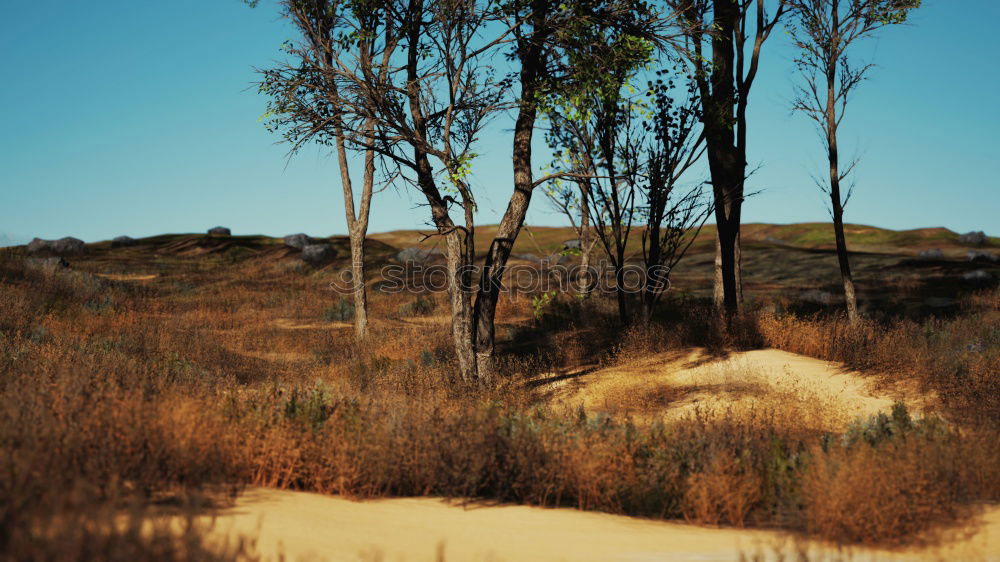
[1,1,997,245]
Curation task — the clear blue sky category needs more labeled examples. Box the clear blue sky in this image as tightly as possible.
[1,1,996,245]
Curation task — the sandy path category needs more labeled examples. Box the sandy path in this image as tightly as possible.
[546,349,921,431]
[200,488,1000,562]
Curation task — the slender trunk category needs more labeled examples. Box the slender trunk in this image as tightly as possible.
[340,122,376,341]
[578,182,594,297]
[471,99,535,381]
[471,6,547,382]
[825,9,858,323]
[348,232,368,338]
[615,244,628,324]
[404,0,476,380]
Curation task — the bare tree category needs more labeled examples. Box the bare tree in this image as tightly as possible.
[256,0,385,341]
[545,68,710,325]
[468,0,673,377]
[323,0,511,382]
[788,0,919,322]
[541,171,600,297]
[637,70,712,323]
[667,0,789,316]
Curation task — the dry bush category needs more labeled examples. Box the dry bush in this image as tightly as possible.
[3,506,259,562]
[756,290,1000,427]
[3,251,999,554]
[684,450,762,527]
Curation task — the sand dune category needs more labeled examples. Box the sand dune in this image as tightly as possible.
[546,348,924,431]
[201,487,1000,561]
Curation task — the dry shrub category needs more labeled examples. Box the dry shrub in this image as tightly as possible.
[684,451,763,527]
[756,292,1000,427]
[803,441,960,545]
[3,506,259,562]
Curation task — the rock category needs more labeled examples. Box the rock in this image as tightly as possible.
[962,269,995,283]
[26,238,49,253]
[918,248,944,260]
[208,226,231,236]
[51,237,85,254]
[26,237,85,254]
[111,235,137,248]
[25,257,70,269]
[958,231,987,246]
[562,239,582,250]
[511,253,542,264]
[301,243,337,265]
[283,233,314,249]
[801,289,835,305]
[967,250,999,263]
[396,247,443,263]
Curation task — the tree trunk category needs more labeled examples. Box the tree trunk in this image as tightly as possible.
[578,181,595,298]
[824,18,859,323]
[348,230,368,339]
[472,100,536,382]
[470,8,547,383]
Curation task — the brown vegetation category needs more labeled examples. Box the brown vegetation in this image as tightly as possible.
[1,240,998,558]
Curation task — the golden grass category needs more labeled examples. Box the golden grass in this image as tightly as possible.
[1,250,998,558]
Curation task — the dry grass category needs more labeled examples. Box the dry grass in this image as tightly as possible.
[1,249,998,557]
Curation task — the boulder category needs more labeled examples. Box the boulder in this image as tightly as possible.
[208,226,231,236]
[511,253,542,264]
[962,269,995,284]
[111,235,137,248]
[26,237,85,254]
[283,233,314,249]
[26,238,49,253]
[967,250,999,263]
[958,231,987,246]
[25,256,70,269]
[301,243,337,265]
[396,247,443,263]
[52,237,85,254]
[917,248,944,260]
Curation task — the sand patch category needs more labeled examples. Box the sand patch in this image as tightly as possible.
[96,273,159,281]
[547,348,920,431]
[273,318,353,331]
[197,487,1000,561]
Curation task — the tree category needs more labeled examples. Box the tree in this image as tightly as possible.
[541,172,599,298]
[788,0,919,322]
[255,0,385,341]
[322,0,510,382]
[667,0,789,316]
[637,70,712,323]
[545,68,711,325]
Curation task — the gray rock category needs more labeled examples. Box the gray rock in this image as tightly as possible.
[27,237,85,254]
[208,226,231,236]
[511,253,542,263]
[801,289,835,305]
[396,247,443,263]
[26,238,49,253]
[962,269,995,283]
[301,243,337,265]
[283,233,314,249]
[967,250,999,263]
[958,231,987,246]
[918,248,944,260]
[51,237,85,254]
[562,239,582,250]
[25,257,70,269]
[111,235,137,248]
